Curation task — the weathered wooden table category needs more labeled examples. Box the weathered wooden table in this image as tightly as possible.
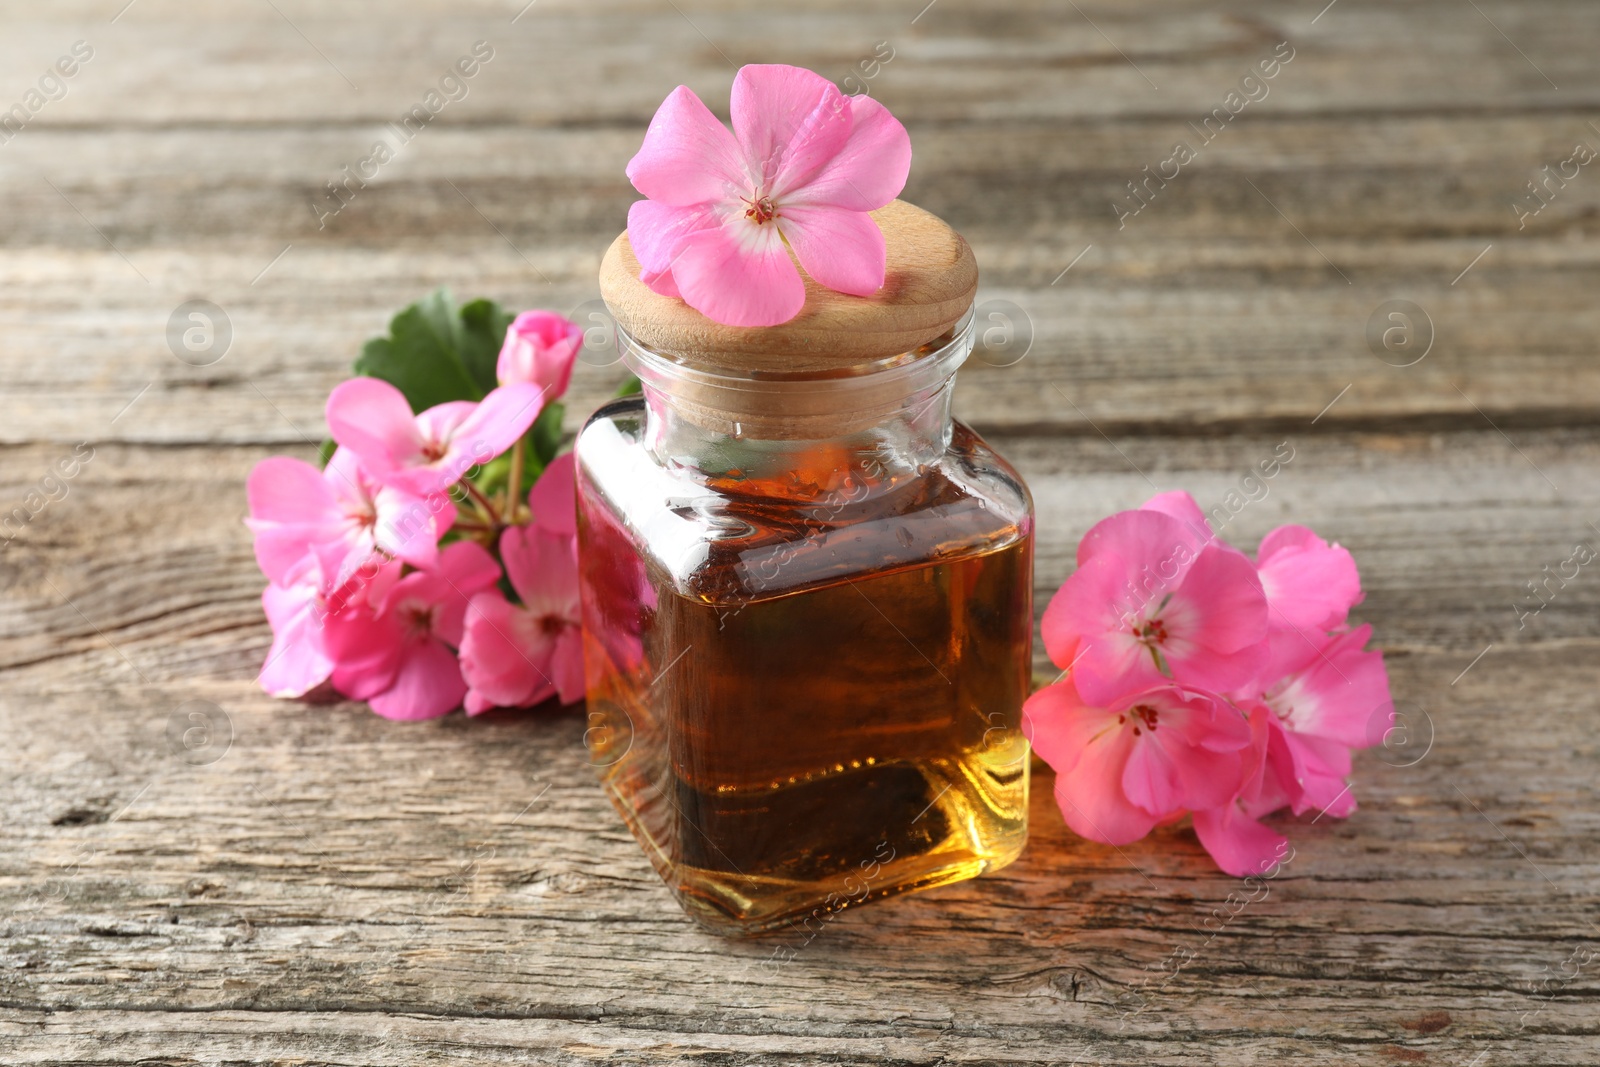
[4,1,1597,1063]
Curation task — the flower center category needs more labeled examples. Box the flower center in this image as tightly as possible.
[1132,617,1169,645]
[742,195,778,225]
[538,613,567,637]
[401,602,436,637]
[1118,704,1161,737]
[1131,614,1174,675]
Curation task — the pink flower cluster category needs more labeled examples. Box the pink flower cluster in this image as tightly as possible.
[1023,491,1393,876]
[248,311,589,720]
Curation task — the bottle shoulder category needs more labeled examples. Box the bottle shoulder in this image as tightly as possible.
[575,399,1033,603]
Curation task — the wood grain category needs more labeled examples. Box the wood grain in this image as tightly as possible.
[3,0,1598,1063]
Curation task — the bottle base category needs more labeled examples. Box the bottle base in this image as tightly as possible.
[598,749,1029,938]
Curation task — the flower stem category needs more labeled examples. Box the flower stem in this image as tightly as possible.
[457,477,500,526]
[504,438,526,524]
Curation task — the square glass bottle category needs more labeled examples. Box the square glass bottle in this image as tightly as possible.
[575,201,1033,935]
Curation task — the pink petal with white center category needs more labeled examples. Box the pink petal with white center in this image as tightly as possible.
[1042,550,1150,686]
[367,637,466,721]
[730,64,853,197]
[1164,545,1269,655]
[626,85,748,207]
[783,93,911,211]
[326,377,425,473]
[669,212,807,328]
[1192,803,1291,877]
[371,483,453,571]
[1265,625,1390,749]
[1118,689,1251,814]
[528,453,577,537]
[1256,524,1363,631]
[778,205,886,296]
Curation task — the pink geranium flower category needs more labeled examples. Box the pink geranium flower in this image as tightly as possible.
[625,63,912,327]
[459,457,585,713]
[1041,505,1270,705]
[498,310,583,397]
[325,376,546,496]
[320,540,501,720]
[246,447,454,589]
[1024,681,1254,845]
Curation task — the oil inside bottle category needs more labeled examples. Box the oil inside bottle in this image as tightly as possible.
[578,400,1032,935]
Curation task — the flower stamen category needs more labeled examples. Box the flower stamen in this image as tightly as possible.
[742,195,778,225]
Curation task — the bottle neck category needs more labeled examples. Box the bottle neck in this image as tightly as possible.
[620,311,973,501]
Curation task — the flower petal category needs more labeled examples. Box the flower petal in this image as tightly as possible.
[778,205,886,297]
[372,484,452,571]
[1140,491,1213,544]
[1192,804,1291,877]
[326,377,424,475]
[245,457,339,584]
[420,540,504,644]
[1023,681,1114,776]
[730,64,852,197]
[259,579,332,697]
[782,93,911,211]
[626,84,748,207]
[500,524,580,618]
[1257,524,1363,632]
[367,637,466,720]
[1052,734,1159,847]
[528,453,577,537]
[551,626,587,705]
[446,384,547,480]
[670,213,806,327]
[627,199,720,276]
[459,593,557,711]
[497,310,583,397]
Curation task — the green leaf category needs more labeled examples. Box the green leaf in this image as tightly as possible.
[613,375,643,397]
[316,438,337,467]
[351,287,483,412]
[458,298,516,396]
[530,400,566,469]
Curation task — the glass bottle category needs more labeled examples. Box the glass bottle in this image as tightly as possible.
[575,202,1034,936]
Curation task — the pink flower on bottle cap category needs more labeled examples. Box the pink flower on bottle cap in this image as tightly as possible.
[625,64,912,328]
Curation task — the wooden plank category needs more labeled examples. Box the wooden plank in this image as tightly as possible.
[3,111,1600,443]
[0,0,1592,127]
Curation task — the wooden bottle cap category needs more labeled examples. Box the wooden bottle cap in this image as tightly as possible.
[598,199,977,375]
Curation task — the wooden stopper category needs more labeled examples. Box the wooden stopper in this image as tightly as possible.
[598,199,977,376]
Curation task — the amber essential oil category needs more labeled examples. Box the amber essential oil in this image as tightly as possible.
[577,401,1032,936]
